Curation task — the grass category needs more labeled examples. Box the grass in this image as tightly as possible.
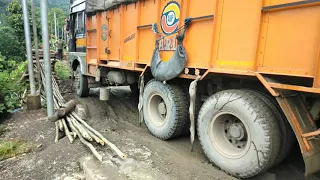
[0,139,36,161]
[54,61,71,80]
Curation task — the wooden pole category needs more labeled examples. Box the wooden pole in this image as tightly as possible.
[66,117,103,161]
[71,113,127,159]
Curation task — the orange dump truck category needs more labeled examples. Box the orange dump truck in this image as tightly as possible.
[68,0,320,178]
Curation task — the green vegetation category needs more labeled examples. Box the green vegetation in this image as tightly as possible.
[0,0,68,115]
[48,7,68,35]
[0,139,35,161]
[0,26,25,62]
[0,56,27,113]
[0,0,69,161]
[0,0,69,19]
[0,0,11,20]
[5,0,42,45]
[54,61,71,80]
[34,0,70,15]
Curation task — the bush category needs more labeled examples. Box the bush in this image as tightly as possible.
[54,61,71,80]
[0,26,25,62]
[0,56,27,113]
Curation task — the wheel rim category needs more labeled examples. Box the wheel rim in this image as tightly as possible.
[147,93,168,127]
[209,111,251,159]
[73,69,80,90]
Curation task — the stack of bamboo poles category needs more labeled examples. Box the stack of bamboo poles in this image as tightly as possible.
[37,62,126,161]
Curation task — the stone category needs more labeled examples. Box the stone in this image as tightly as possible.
[75,104,88,120]
[79,155,123,180]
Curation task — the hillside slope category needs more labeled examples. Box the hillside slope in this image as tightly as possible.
[35,0,70,13]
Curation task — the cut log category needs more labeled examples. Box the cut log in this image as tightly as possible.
[48,100,77,122]
[58,120,64,131]
[54,121,59,143]
[36,59,125,162]
[87,129,105,146]
[66,117,103,162]
[70,132,77,139]
[62,119,74,143]
[71,113,127,159]
[32,59,56,63]
[70,117,93,142]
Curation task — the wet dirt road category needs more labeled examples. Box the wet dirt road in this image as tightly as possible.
[1,85,319,180]
[78,86,320,180]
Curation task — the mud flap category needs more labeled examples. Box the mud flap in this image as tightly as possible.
[189,75,201,151]
[138,75,145,125]
[276,94,320,176]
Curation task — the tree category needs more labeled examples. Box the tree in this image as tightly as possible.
[48,8,67,38]
[0,26,25,62]
[6,0,23,39]
[34,0,70,14]
[6,0,42,42]
[0,0,11,17]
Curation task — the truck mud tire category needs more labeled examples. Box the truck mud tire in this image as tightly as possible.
[143,80,188,140]
[245,89,295,165]
[197,89,280,178]
[73,66,89,97]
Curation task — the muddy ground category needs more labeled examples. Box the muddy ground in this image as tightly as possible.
[1,81,320,180]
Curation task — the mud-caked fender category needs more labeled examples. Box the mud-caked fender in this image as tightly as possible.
[68,52,87,75]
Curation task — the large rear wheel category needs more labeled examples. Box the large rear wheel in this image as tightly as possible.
[197,89,280,178]
[73,66,89,97]
[143,80,188,140]
[245,89,295,165]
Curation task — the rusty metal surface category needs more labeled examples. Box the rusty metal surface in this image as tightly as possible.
[276,94,320,176]
[303,130,320,138]
[270,83,320,94]
[256,73,279,96]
